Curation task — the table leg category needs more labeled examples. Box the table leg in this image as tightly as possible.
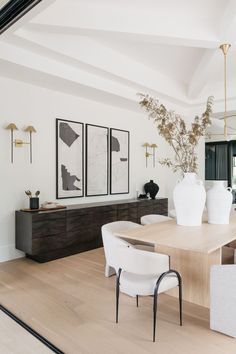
[155,245,222,308]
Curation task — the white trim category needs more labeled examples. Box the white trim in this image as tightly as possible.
[0,244,24,262]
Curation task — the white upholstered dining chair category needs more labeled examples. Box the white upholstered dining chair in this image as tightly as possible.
[169,209,176,218]
[210,265,236,338]
[102,221,153,277]
[141,214,172,225]
[115,245,183,342]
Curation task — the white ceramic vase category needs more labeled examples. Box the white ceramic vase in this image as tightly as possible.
[206,181,232,224]
[173,173,206,226]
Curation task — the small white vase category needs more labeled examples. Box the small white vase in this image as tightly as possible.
[173,173,206,226]
[206,181,232,224]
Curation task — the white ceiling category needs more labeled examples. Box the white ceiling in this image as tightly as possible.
[1,0,236,116]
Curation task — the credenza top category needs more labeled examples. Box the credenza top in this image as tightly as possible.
[16,198,167,214]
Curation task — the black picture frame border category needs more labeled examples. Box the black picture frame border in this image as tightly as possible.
[56,118,84,199]
[110,128,130,195]
[85,123,109,197]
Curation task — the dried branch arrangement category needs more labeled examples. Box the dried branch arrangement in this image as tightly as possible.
[138,94,213,173]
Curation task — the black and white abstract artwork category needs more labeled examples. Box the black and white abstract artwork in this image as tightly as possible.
[56,119,84,199]
[110,128,129,194]
[86,124,109,196]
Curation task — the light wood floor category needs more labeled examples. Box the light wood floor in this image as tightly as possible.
[0,311,52,354]
[0,248,235,354]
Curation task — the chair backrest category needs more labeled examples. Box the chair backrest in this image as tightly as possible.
[141,214,172,225]
[102,221,141,271]
[117,246,169,275]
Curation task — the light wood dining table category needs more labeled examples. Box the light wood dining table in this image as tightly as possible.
[115,214,236,308]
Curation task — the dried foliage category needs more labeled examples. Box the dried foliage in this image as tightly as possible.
[138,94,213,173]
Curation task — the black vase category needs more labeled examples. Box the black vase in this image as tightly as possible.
[144,180,159,200]
[30,197,39,210]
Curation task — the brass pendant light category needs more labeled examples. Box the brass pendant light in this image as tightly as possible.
[219,44,231,137]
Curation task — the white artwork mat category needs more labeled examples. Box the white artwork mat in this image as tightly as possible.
[110,129,129,194]
[86,124,108,196]
[57,119,83,198]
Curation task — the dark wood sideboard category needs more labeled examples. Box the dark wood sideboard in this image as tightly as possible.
[15,198,168,263]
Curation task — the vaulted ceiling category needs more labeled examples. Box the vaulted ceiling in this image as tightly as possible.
[1,0,236,115]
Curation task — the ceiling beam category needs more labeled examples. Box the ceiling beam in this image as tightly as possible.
[22,23,220,49]
[11,28,189,105]
[0,39,188,111]
[187,49,218,99]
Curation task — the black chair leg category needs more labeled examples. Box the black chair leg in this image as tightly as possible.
[153,291,158,342]
[136,295,139,307]
[152,269,183,342]
[179,277,183,326]
[116,269,122,323]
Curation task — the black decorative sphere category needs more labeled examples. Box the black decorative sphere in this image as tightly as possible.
[144,180,159,199]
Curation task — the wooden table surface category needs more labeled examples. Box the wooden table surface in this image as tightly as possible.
[116,213,236,254]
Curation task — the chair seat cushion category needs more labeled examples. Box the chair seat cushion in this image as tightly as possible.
[141,214,172,225]
[120,271,178,297]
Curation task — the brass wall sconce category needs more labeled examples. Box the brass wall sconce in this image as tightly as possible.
[219,43,231,138]
[5,123,36,163]
[143,142,157,167]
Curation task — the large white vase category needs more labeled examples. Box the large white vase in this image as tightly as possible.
[207,181,232,224]
[173,173,206,226]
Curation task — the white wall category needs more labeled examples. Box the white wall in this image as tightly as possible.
[0,77,206,262]
[0,76,172,261]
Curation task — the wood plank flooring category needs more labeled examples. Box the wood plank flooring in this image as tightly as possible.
[0,248,235,354]
[0,311,53,354]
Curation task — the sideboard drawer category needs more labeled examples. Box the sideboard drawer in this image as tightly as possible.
[32,211,66,222]
[32,218,66,238]
[32,233,67,254]
[138,206,154,218]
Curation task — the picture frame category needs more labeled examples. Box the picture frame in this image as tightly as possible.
[110,128,129,194]
[85,124,109,196]
[56,118,84,199]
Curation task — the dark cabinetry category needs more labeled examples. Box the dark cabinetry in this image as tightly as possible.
[16,198,168,263]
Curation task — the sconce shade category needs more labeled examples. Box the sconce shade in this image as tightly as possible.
[5,123,18,130]
[150,143,157,148]
[143,142,150,147]
[24,125,36,133]
[219,44,231,56]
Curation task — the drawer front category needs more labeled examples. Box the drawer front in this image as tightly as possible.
[67,208,94,218]
[67,226,101,245]
[138,206,154,218]
[92,209,117,225]
[32,211,66,222]
[32,233,67,254]
[32,218,66,238]
[67,205,117,218]
[67,212,94,232]
[117,208,138,222]
[153,205,168,216]
[153,200,168,216]
[67,210,117,232]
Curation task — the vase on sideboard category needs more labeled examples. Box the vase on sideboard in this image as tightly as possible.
[173,172,206,226]
[206,181,232,224]
[144,180,159,199]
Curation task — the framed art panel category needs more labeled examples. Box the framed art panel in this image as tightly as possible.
[56,118,84,199]
[110,128,129,194]
[86,124,109,196]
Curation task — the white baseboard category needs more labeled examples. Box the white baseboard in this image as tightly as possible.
[0,244,24,262]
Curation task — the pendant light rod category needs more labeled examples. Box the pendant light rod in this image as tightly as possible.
[219,43,231,138]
